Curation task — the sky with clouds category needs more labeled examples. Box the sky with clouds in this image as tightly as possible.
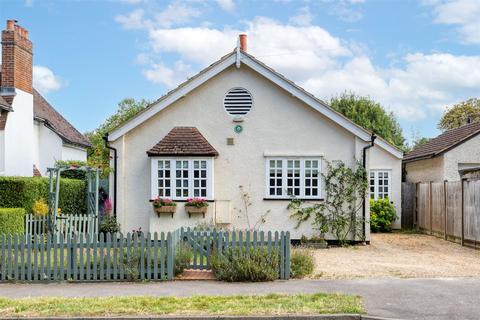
[1,0,479,141]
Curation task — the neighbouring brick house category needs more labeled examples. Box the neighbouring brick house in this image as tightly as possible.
[404,121,480,182]
[0,20,90,176]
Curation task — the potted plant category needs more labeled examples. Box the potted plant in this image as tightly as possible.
[152,197,177,217]
[185,198,209,218]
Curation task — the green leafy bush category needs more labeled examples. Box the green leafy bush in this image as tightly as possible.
[0,208,26,235]
[99,216,120,234]
[0,177,86,215]
[290,249,314,278]
[370,198,397,232]
[211,247,279,282]
[174,243,192,276]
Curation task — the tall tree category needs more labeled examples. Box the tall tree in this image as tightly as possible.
[85,98,150,173]
[438,98,480,131]
[329,93,406,149]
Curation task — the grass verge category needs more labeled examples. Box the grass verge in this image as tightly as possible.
[0,293,364,317]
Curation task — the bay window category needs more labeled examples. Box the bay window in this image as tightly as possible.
[265,158,322,199]
[151,158,213,200]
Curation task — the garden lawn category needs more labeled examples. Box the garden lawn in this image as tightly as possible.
[0,293,364,317]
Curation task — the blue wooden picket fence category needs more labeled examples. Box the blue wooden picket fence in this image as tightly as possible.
[177,227,291,279]
[0,232,174,282]
[25,214,98,242]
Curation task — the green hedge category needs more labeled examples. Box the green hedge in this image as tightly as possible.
[0,177,86,215]
[0,208,26,235]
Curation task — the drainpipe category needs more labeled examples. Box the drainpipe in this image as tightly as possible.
[362,133,376,240]
[103,134,117,219]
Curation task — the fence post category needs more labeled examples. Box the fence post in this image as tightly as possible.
[414,182,419,230]
[461,178,465,246]
[444,180,448,240]
[429,181,433,235]
[166,232,173,280]
[284,231,290,279]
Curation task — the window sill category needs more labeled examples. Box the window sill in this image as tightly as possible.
[263,198,324,201]
[149,199,215,203]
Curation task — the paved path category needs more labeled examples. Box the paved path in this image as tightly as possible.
[1,278,479,320]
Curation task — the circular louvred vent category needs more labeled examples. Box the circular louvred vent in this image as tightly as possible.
[224,87,253,116]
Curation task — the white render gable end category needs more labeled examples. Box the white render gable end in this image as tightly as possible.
[108,51,402,160]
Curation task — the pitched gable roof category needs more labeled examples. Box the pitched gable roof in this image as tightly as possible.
[404,122,480,163]
[0,95,12,111]
[109,50,403,159]
[147,127,218,157]
[33,89,91,148]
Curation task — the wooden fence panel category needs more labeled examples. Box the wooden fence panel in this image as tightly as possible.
[431,182,445,234]
[417,183,430,231]
[401,182,416,229]
[446,181,462,239]
[464,180,480,243]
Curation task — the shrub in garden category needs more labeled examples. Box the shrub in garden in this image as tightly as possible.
[0,177,86,215]
[0,208,26,235]
[211,247,279,282]
[99,216,120,234]
[290,249,314,278]
[370,198,397,232]
[174,243,193,276]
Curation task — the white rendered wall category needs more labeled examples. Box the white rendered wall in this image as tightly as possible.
[111,65,401,239]
[62,144,87,162]
[36,123,63,176]
[405,157,445,183]
[4,89,34,176]
[0,130,4,175]
[443,134,480,181]
[368,144,402,229]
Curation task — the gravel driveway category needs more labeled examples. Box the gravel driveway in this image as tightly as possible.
[312,233,480,279]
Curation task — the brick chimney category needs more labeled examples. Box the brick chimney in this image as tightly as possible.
[239,34,247,52]
[1,20,33,96]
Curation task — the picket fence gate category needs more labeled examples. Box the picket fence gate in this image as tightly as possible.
[177,227,291,279]
[25,214,98,242]
[0,232,174,282]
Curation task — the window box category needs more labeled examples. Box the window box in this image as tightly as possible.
[185,206,208,218]
[154,205,176,218]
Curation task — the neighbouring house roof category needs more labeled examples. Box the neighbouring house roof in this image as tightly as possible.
[404,121,480,163]
[0,95,12,111]
[33,89,91,148]
[33,165,42,177]
[108,49,403,159]
[147,127,219,157]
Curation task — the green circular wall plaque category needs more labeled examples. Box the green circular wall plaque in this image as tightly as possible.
[234,124,243,134]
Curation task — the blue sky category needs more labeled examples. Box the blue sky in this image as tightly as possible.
[1,0,479,142]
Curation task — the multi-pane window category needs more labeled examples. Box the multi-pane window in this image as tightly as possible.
[157,160,171,197]
[369,170,390,200]
[151,158,213,200]
[193,160,208,197]
[269,160,283,196]
[266,158,322,199]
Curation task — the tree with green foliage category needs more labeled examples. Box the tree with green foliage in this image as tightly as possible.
[330,93,405,150]
[438,98,480,131]
[85,98,150,173]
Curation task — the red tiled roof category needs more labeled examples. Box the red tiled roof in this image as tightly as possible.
[33,89,91,148]
[33,165,42,177]
[404,121,480,162]
[147,127,218,157]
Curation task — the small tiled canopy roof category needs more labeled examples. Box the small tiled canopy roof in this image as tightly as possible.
[33,89,91,148]
[147,127,218,157]
[404,121,480,162]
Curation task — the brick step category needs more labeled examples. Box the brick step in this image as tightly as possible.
[176,269,216,280]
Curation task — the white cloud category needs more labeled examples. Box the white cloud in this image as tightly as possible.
[33,66,63,94]
[216,0,235,12]
[289,7,314,26]
[427,0,480,44]
[117,8,480,122]
[143,60,193,87]
[115,9,147,30]
[321,0,365,22]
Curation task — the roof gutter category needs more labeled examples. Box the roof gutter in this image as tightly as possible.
[362,132,376,241]
[103,133,117,219]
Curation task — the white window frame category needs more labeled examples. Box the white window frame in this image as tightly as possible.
[369,169,391,201]
[150,157,214,201]
[265,157,323,199]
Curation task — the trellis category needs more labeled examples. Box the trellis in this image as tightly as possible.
[45,166,101,234]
